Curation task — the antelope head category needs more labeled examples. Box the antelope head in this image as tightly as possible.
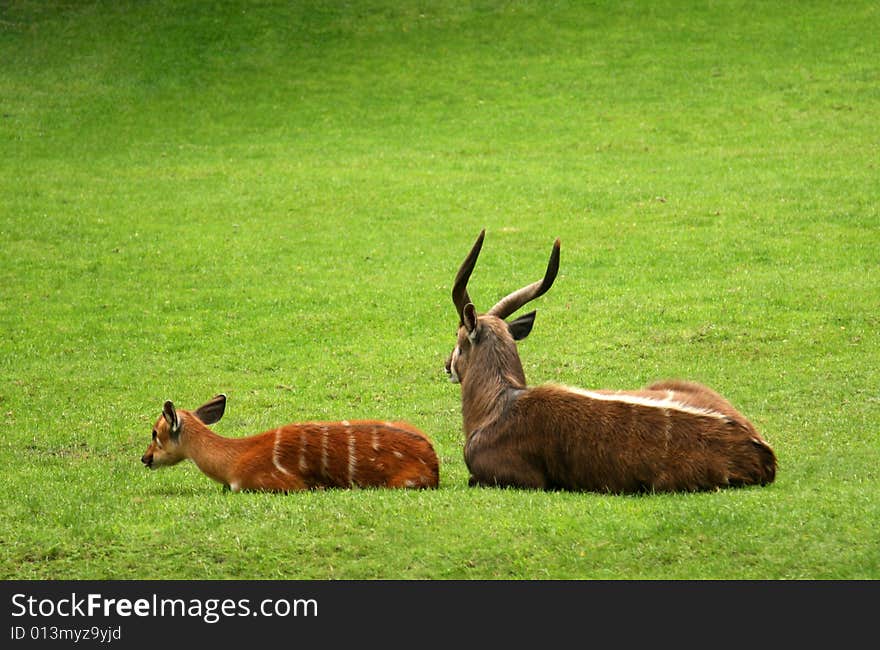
[141,394,227,469]
[445,229,560,388]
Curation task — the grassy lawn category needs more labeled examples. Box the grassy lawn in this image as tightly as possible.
[1,0,877,579]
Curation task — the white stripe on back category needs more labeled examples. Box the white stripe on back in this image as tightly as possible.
[558,385,727,420]
[321,426,329,476]
[273,429,293,476]
[298,430,308,473]
[347,433,357,486]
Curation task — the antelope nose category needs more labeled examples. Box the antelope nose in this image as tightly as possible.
[141,454,151,467]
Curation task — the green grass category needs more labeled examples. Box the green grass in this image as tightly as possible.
[1,0,878,579]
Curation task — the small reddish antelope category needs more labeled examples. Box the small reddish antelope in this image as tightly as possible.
[445,229,777,493]
[141,394,439,491]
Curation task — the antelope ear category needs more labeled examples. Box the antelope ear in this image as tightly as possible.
[163,400,180,436]
[195,394,227,425]
[508,310,536,341]
[463,303,479,341]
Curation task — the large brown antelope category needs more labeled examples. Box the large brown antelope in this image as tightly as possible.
[445,229,776,492]
[141,394,439,491]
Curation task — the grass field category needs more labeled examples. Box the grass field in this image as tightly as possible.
[1,0,878,579]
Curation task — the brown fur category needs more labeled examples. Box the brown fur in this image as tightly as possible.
[447,232,776,493]
[141,395,439,491]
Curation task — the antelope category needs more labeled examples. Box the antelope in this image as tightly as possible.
[141,394,439,491]
[445,229,777,493]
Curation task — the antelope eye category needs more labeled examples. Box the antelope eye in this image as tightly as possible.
[152,430,157,440]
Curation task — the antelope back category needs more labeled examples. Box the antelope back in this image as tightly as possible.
[268,420,439,489]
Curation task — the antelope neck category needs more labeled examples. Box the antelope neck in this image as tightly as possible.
[461,374,525,437]
[180,416,241,486]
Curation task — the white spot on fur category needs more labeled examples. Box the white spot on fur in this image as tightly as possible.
[371,430,380,452]
[404,479,416,487]
[560,386,728,420]
[448,347,461,383]
[341,420,350,427]
[393,450,404,459]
